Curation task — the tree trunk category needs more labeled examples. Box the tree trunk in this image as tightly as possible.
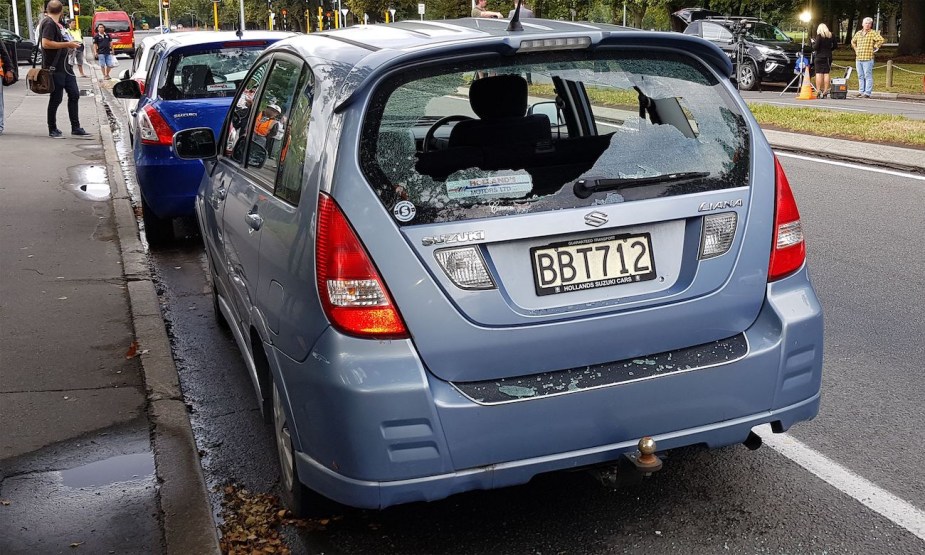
[897,0,924,56]
[885,12,898,43]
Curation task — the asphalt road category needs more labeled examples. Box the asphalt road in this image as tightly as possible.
[105,91,925,552]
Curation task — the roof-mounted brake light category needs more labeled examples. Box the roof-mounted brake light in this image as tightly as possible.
[518,36,592,52]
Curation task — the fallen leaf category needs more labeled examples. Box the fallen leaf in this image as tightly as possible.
[69,542,84,548]
[125,341,139,359]
[0,499,11,506]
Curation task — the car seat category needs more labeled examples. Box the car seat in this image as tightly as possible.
[448,74,551,150]
[181,64,215,96]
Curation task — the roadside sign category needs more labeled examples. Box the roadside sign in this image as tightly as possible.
[418,3,425,15]
[388,8,396,17]
[340,8,348,16]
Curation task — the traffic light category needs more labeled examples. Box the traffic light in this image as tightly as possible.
[73,2,80,15]
[162,0,170,9]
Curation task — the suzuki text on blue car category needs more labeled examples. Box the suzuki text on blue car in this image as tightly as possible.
[113,31,294,244]
[174,16,823,515]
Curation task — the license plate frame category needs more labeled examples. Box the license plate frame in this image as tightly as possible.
[530,232,657,296]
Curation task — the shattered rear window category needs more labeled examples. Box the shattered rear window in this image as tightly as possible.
[360,50,750,225]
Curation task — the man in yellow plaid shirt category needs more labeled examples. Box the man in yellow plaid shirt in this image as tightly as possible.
[851,17,885,98]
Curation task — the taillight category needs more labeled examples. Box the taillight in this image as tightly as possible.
[138,105,174,146]
[768,156,806,281]
[316,194,408,339]
[134,77,145,95]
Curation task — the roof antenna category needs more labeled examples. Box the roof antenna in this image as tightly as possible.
[506,0,524,32]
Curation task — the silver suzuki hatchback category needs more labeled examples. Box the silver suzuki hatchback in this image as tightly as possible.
[176,16,822,514]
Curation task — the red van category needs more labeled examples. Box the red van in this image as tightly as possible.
[91,10,134,58]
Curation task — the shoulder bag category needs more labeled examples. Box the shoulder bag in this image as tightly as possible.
[27,22,62,94]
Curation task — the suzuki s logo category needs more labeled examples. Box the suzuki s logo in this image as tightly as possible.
[699,199,744,212]
[584,211,608,227]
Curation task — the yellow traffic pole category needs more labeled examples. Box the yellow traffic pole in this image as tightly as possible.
[317,7,323,30]
[213,2,219,31]
[305,9,310,32]
[385,10,389,23]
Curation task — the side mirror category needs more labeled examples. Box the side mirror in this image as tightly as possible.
[112,79,142,99]
[247,142,268,169]
[173,127,217,160]
[528,101,561,127]
[119,69,131,80]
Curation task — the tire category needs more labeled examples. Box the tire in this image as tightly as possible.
[141,195,173,246]
[207,259,229,331]
[737,60,759,91]
[271,379,341,518]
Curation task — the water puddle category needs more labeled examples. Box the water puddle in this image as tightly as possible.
[66,164,111,201]
[61,452,155,488]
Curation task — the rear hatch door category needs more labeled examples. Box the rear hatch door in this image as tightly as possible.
[348,44,772,384]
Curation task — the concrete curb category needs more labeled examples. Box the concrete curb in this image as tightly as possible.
[763,128,925,175]
[89,77,221,555]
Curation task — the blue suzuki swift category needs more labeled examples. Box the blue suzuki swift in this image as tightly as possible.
[113,31,293,244]
[175,16,823,516]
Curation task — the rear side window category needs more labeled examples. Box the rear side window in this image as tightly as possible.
[360,51,750,225]
[225,60,270,164]
[702,23,733,41]
[157,46,266,100]
[245,58,305,185]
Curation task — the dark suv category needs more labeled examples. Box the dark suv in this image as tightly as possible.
[671,8,802,91]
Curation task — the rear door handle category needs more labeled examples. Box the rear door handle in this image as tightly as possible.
[245,210,263,232]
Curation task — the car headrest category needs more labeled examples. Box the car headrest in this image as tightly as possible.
[469,74,528,120]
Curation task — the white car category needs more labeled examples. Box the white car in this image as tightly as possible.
[117,34,170,143]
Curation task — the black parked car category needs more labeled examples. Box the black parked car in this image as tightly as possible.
[0,28,41,65]
[671,9,802,91]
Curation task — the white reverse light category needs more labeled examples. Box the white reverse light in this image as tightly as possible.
[699,212,738,259]
[434,247,495,290]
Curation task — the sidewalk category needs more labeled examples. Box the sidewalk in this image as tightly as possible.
[0,71,217,554]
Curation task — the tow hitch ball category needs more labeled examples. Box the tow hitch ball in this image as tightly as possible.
[624,436,663,474]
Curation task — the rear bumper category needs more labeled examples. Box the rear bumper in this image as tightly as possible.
[274,266,822,509]
[135,146,205,218]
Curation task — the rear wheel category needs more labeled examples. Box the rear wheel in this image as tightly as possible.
[271,379,341,518]
[141,195,173,246]
[207,258,229,331]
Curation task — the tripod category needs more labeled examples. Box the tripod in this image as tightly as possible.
[780,27,817,96]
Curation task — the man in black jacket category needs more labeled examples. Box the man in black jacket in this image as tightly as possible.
[40,0,86,138]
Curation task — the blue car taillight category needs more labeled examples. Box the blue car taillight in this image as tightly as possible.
[138,105,174,146]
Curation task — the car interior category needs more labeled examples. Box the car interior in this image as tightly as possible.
[363,54,750,224]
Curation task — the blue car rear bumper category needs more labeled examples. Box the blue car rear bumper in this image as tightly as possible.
[135,145,205,218]
[274,265,823,509]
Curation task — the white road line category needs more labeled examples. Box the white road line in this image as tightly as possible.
[754,424,925,542]
[775,151,925,181]
[756,100,869,112]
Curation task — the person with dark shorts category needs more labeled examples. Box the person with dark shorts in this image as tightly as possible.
[40,0,86,138]
[812,23,837,98]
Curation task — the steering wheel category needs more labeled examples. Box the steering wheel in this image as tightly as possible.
[423,115,473,153]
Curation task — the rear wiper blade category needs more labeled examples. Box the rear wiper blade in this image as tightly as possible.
[573,171,710,199]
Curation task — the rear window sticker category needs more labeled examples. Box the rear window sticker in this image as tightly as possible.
[393,200,416,222]
[445,174,533,201]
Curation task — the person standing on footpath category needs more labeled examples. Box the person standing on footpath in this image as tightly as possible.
[92,23,115,80]
[0,39,15,136]
[812,23,837,98]
[41,0,86,138]
[508,0,535,18]
[67,19,88,78]
[850,17,884,98]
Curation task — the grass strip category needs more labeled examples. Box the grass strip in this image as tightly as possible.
[747,103,925,147]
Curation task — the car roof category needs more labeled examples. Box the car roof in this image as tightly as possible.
[268,18,732,110]
[160,30,296,51]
